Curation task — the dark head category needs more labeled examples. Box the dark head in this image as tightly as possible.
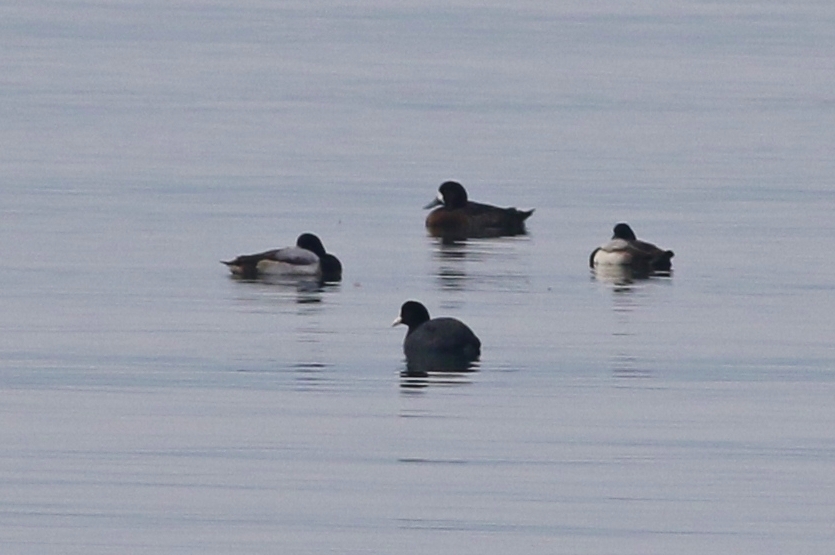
[392,300,431,335]
[320,254,342,282]
[297,233,341,281]
[424,181,469,210]
[296,233,327,257]
[612,223,637,241]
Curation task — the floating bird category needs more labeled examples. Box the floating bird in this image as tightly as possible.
[590,223,674,274]
[424,181,534,239]
[222,233,342,282]
[392,300,481,372]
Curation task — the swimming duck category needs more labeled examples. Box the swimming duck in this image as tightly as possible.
[222,233,342,282]
[424,181,534,239]
[590,223,674,273]
[392,301,481,365]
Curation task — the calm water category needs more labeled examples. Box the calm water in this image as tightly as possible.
[1,1,834,553]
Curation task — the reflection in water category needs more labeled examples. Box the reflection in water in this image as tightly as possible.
[289,314,336,387]
[400,355,479,389]
[395,458,468,465]
[610,285,648,378]
[230,274,341,305]
[594,272,658,379]
[435,266,468,291]
[433,238,477,291]
[592,264,638,287]
[291,361,332,389]
[610,353,649,378]
[403,353,480,376]
[229,276,340,388]
[430,236,531,292]
[591,264,672,287]
[400,371,476,390]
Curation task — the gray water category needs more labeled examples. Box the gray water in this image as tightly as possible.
[2,1,834,553]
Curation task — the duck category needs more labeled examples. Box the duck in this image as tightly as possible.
[590,223,674,273]
[222,233,342,282]
[392,301,481,368]
[424,181,534,239]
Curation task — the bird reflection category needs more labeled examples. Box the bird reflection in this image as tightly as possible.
[591,264,672,292]
[435,237,469,257]
[595,271,659,379]
[609,297,649,378]
[403,352,480,376]
[400,355,479,388]
[287,318,334,388]
[610,352,650,379]
[291,362,333,388]
[229,274,341,304]
[432,238,472,290]
[591,264,639,287]
[430,236,530,293]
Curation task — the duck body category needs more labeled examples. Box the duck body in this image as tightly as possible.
[590,223,674,274]
[402,317,482,361]
[223,233,342,282]
[392,301,481,370]
[425,181,534,239]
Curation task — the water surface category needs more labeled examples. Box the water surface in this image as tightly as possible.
[1,1,834,553]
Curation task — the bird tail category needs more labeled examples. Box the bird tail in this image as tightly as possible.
[652,250,674,271]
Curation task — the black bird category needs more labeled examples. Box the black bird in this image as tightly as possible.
[392,300,481,372]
